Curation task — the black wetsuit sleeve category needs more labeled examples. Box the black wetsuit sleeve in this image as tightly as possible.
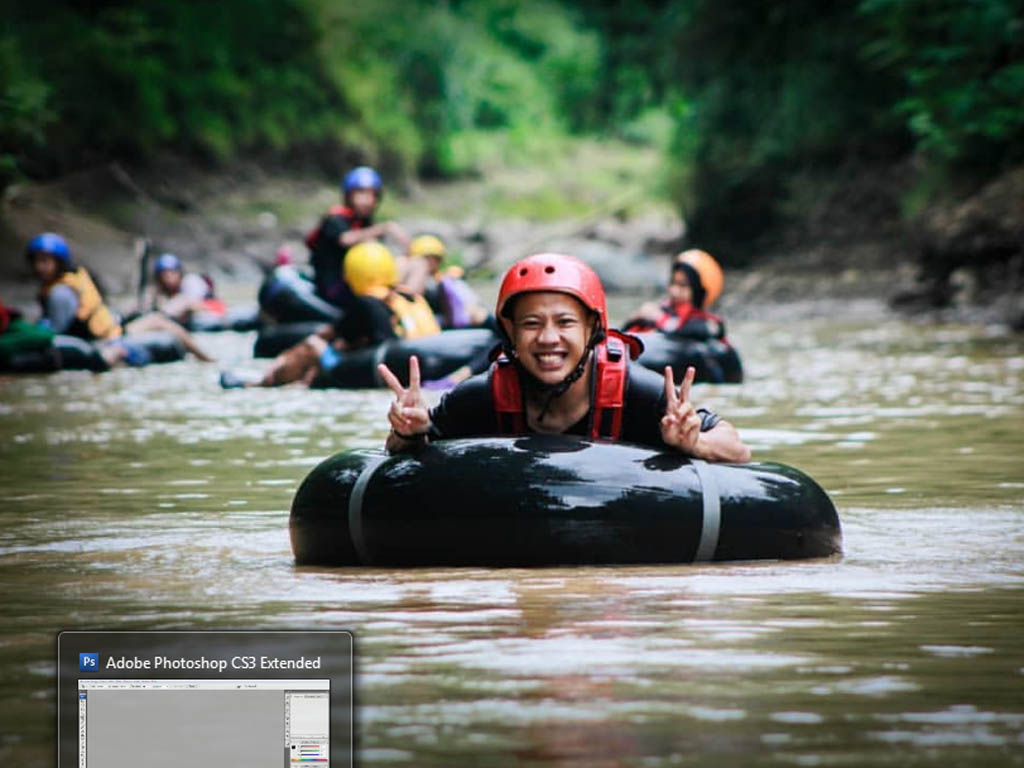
[423,280,443,316]
[333,296,397,347]
[318,214,352,246]
[620,362,722,449]
[427,372,495,441]
[311,214,356,301]
[427,362,723,449]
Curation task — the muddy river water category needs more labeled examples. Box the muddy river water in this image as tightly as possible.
[1,298,1022,766]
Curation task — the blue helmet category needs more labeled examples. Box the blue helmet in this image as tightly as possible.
[154,252,182,274]
[26,232,72,266]
[342,166,382,197]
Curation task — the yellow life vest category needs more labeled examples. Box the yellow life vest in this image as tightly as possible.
[386,292,441,340]
[40,267,122,340]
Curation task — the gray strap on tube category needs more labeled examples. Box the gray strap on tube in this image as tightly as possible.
[348,454,389,565]
[691,459,721,562]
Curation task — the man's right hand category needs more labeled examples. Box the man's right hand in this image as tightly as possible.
[379,354,430,437]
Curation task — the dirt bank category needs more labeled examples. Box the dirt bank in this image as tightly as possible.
[2,158,1020,328]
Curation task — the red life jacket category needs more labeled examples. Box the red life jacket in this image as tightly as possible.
[303,205,367,250]
[490,331,641,440]
[653,302,724,337]
[655,302,696,331]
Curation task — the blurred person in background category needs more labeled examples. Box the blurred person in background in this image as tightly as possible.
[406,234,489,330]
[624,249,728,341]
[0,298,55,366]
[26,233,216,364]
[221,241,439,389]
[140,252,226,327]
[404,234,499,391]
[305,165,416,311]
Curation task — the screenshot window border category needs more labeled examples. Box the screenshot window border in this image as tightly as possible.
[76,678,331,766]
[57,630,353,768]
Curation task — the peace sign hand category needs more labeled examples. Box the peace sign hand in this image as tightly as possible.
[660,365,703,455]
[378,355,430,437]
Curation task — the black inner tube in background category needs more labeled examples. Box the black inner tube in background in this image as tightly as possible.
[310,328,498,389]
[635,332,743,384]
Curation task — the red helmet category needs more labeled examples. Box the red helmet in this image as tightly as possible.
[496,253,608,333]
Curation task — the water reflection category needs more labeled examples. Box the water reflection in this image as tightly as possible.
[1,309,1023,766]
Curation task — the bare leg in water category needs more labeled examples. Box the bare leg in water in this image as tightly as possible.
[221,330,337,389]
[261,335,326,386]
[124,312,216,362]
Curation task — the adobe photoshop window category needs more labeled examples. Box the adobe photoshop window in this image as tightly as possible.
[76,679,329,767]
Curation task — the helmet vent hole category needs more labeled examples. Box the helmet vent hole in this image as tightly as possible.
[544,266,555,274]
[519,268,528,276]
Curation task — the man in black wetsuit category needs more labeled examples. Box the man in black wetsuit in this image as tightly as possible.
[306,166,411,310]
[378,252,751,462]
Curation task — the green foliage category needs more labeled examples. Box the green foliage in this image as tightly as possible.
[1,0,607,185]
[383,135,663,223]
[3,0,1021,257]
[659,0,908,261]
[306,0,567,176]
[4,0,347,167]
[0,32,53,184]
[562,0,679,128]
[653,0,1021,258]
[462,0,602,131]
[859,0,1024,166]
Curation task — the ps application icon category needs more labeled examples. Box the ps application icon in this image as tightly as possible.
[79,653,99,672]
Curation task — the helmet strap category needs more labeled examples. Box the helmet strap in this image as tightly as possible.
[514,320,604,424]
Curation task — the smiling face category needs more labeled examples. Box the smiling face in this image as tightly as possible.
[508,291,594,385]
[668,268,693,306]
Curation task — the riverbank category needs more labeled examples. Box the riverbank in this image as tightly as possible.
[2,153,1020,329]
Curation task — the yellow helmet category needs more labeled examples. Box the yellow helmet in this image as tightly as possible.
[344,241,398,297]
[409,234,446,259]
